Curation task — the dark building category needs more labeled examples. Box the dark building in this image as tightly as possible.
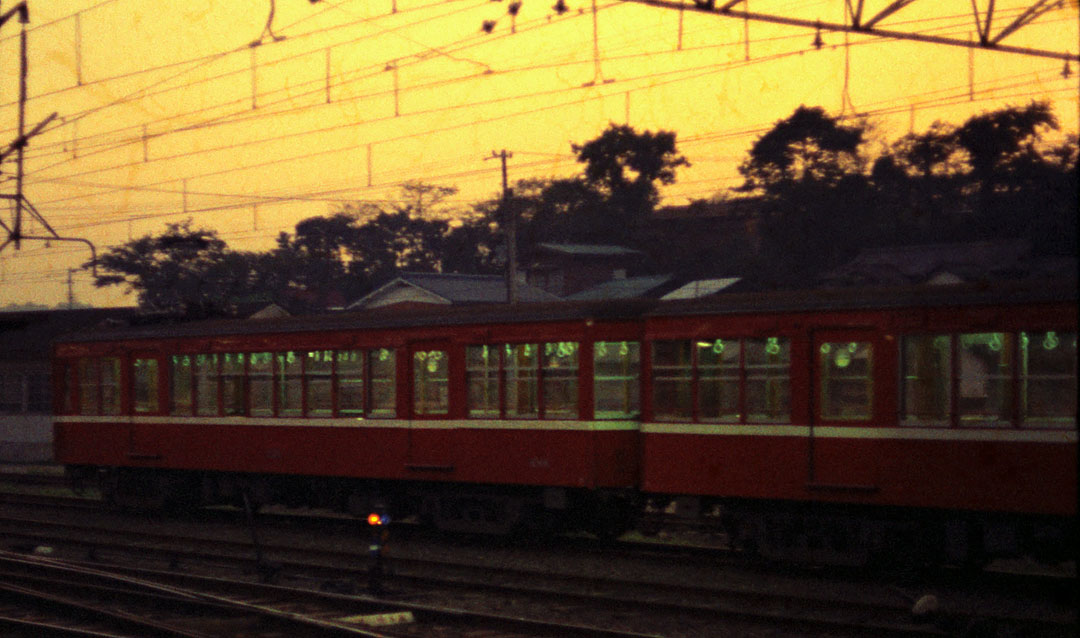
[0,307,137,461]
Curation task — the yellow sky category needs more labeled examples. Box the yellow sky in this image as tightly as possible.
[0,0,1076,308]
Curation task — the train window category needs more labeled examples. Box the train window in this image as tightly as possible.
[542,342,578,418]
[277,352,303,417]
[249,352,274,417]
[650,338,791,424]
[958,333,1013,427]
[336,350,365,416]
[466,345,500,417]
[369,349,396,417]
[745,338,791,423]
[305,351,333,417]
[594,341,640,419]
[57,361,75,414]
[133,358,159,413]
[900,336,951,426]
[505,344,539,418]
[1020,331,1077,428]
[77,358,100,414]
[819,342,873,421]
[101,358,121,415]
[196,354,221,416]
[221,353,246,416]
[413,350,449,416]
[169,356,194,415]
[651,341,692,421]
[698,339,741,423]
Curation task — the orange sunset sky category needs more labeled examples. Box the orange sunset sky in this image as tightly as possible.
[0,0,1076,308]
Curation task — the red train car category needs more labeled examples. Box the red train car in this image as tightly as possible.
[53,302,647,537]
[52,280,1077,562]
[640,281,1076,563]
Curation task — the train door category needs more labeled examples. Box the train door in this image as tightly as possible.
[128,354,165,462]
[807,330,882,493]
[404,341,456,473]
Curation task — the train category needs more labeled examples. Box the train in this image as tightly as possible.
[52,279,1077,565]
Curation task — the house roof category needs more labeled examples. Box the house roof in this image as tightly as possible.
[534,243,644,257]
[348,272,562,309]
[660,278,742,300]
[565,275,674,301]
[820,240,1038,286]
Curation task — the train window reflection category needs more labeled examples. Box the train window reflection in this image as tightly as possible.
[336,350,365,416]
[77,357,100,415]
[197,354,221,416]
[1020,331,1076,428]
[370,349,396,417]
[466,345,499,417]
[305,351,333,417]
[100,358,121,415]
[651,341,692,421]
[221,353,245,416]
[542,342,578,418]
[413,350,449,416]
[594,341,640,419]
[651,338,790,424]
[277,352,303,417]
[745,338,791,423]
[698,339,740,423]
[505,344,538,418]
[958,333,1013,427]
[819,342,872,421]
[169,356,193,415]
[133,358,159,414]
[900,336,951,426]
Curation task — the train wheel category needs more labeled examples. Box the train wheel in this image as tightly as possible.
[100,468,167,511]
[585,492,633,541]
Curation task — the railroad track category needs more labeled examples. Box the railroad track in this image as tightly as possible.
[2,549,667,638]
[0,502,1074,638]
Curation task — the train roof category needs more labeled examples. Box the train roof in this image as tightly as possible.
[54,278,1076,345]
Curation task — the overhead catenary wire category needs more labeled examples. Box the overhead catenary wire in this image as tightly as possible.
[1,1,1075,303]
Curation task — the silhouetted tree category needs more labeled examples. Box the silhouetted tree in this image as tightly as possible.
[737,106,875,280]
[572,123,689,240]
[85,219,255,315]
[870,101,1076,254]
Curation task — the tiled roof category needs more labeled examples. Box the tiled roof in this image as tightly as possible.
[534,243,644,257]
[348,272,561,308]
[660,278,742,300]
[820,240,1039,286]
[565,275,673,301]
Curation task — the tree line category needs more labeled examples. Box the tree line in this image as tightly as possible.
[87,101,1077,315]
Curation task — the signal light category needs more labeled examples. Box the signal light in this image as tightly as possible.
[368,512,383,526]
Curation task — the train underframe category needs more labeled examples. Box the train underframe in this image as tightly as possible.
[644,493,1076,568]
[68,464,638,540]
[66,464,1074,567]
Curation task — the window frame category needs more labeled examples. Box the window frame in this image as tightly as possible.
[648,337,792,424]
[899,330,1076,429]
[464,341,581,420]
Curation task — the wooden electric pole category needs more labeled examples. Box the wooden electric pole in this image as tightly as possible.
[487,150,516,304]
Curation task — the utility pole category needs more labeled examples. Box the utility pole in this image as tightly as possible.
[66,268,75,309]
[486,150,516,304]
